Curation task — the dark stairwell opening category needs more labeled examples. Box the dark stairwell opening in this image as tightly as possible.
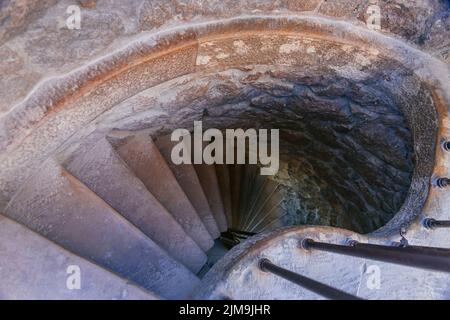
[50,56,436,280]
[151,68,422,276]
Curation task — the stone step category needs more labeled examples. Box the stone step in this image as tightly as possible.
[237,165,262,229]
[242,178,284,232]
[215,164,233,227]
[229,164,244,228]
[110,132,213,251]
[153,134,220,241]
[4,159,200,299]
[65,137,207,272]
[0,214,158,300]
[194,164,228,232]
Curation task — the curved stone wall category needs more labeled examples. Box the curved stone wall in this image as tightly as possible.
[0,14,448,236]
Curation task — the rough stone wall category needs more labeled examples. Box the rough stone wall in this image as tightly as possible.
[150,65,417,233]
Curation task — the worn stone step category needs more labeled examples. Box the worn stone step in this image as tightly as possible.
[0,214,158,300]
[4,159,200,299]
[238,165,262,229]
[194,164,228,232]
[153,134,220,241]
[229,164,244,228]
[110,132,213,251]
[243,178,284,232]
[215,164,233,227]
[65,137,207,272]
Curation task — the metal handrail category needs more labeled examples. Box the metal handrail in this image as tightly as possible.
[259,259,362,300]
[436,177,450,188]
[301,239,450,273]
[423,218,450,229]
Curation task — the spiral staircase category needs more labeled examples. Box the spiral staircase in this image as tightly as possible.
[1,128,449,300]
[1,130,286,299]
[0,1,449,300]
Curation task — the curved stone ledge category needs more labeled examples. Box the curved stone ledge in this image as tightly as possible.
[0,14,448,236]
[1,15,448,152]
[197,224,450,299]
[0,1,447,115]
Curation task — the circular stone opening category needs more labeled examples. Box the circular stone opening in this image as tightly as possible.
[78,61,437,235]
[165,69,414,233]
[1,18,440,237]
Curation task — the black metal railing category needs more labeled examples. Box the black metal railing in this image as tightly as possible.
[258,259,362,300]
[436,177,450,188]
[255,237,450,300]
[257,238,450,300]
[443,140,450,151]
[423,218,450,229]
[301,239,450,273]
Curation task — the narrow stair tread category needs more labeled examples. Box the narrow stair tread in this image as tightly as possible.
[194,164,228,232]
[111,132,214,252]
[5,159,200,299]
[153,134,219,241]
[65,137,207,272]
[0,214,158,300]
[215,164,233,227]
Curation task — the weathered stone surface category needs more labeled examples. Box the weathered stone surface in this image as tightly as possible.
[4,159,200,299]
[25,8,125,68]
[0,0,56,45]
[0,45,198,206]
[0,214,158,300]
[65,137,208,272]
[0,43,40,114]
[112,132,214,251]
[194,164,228,232]
[215,164,233,226]
[154,134,220,240]
[239,169,284,233]
[0,1,447,116]
[137,0,322,31]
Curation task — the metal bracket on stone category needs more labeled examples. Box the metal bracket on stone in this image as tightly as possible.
[392,226,409,247]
